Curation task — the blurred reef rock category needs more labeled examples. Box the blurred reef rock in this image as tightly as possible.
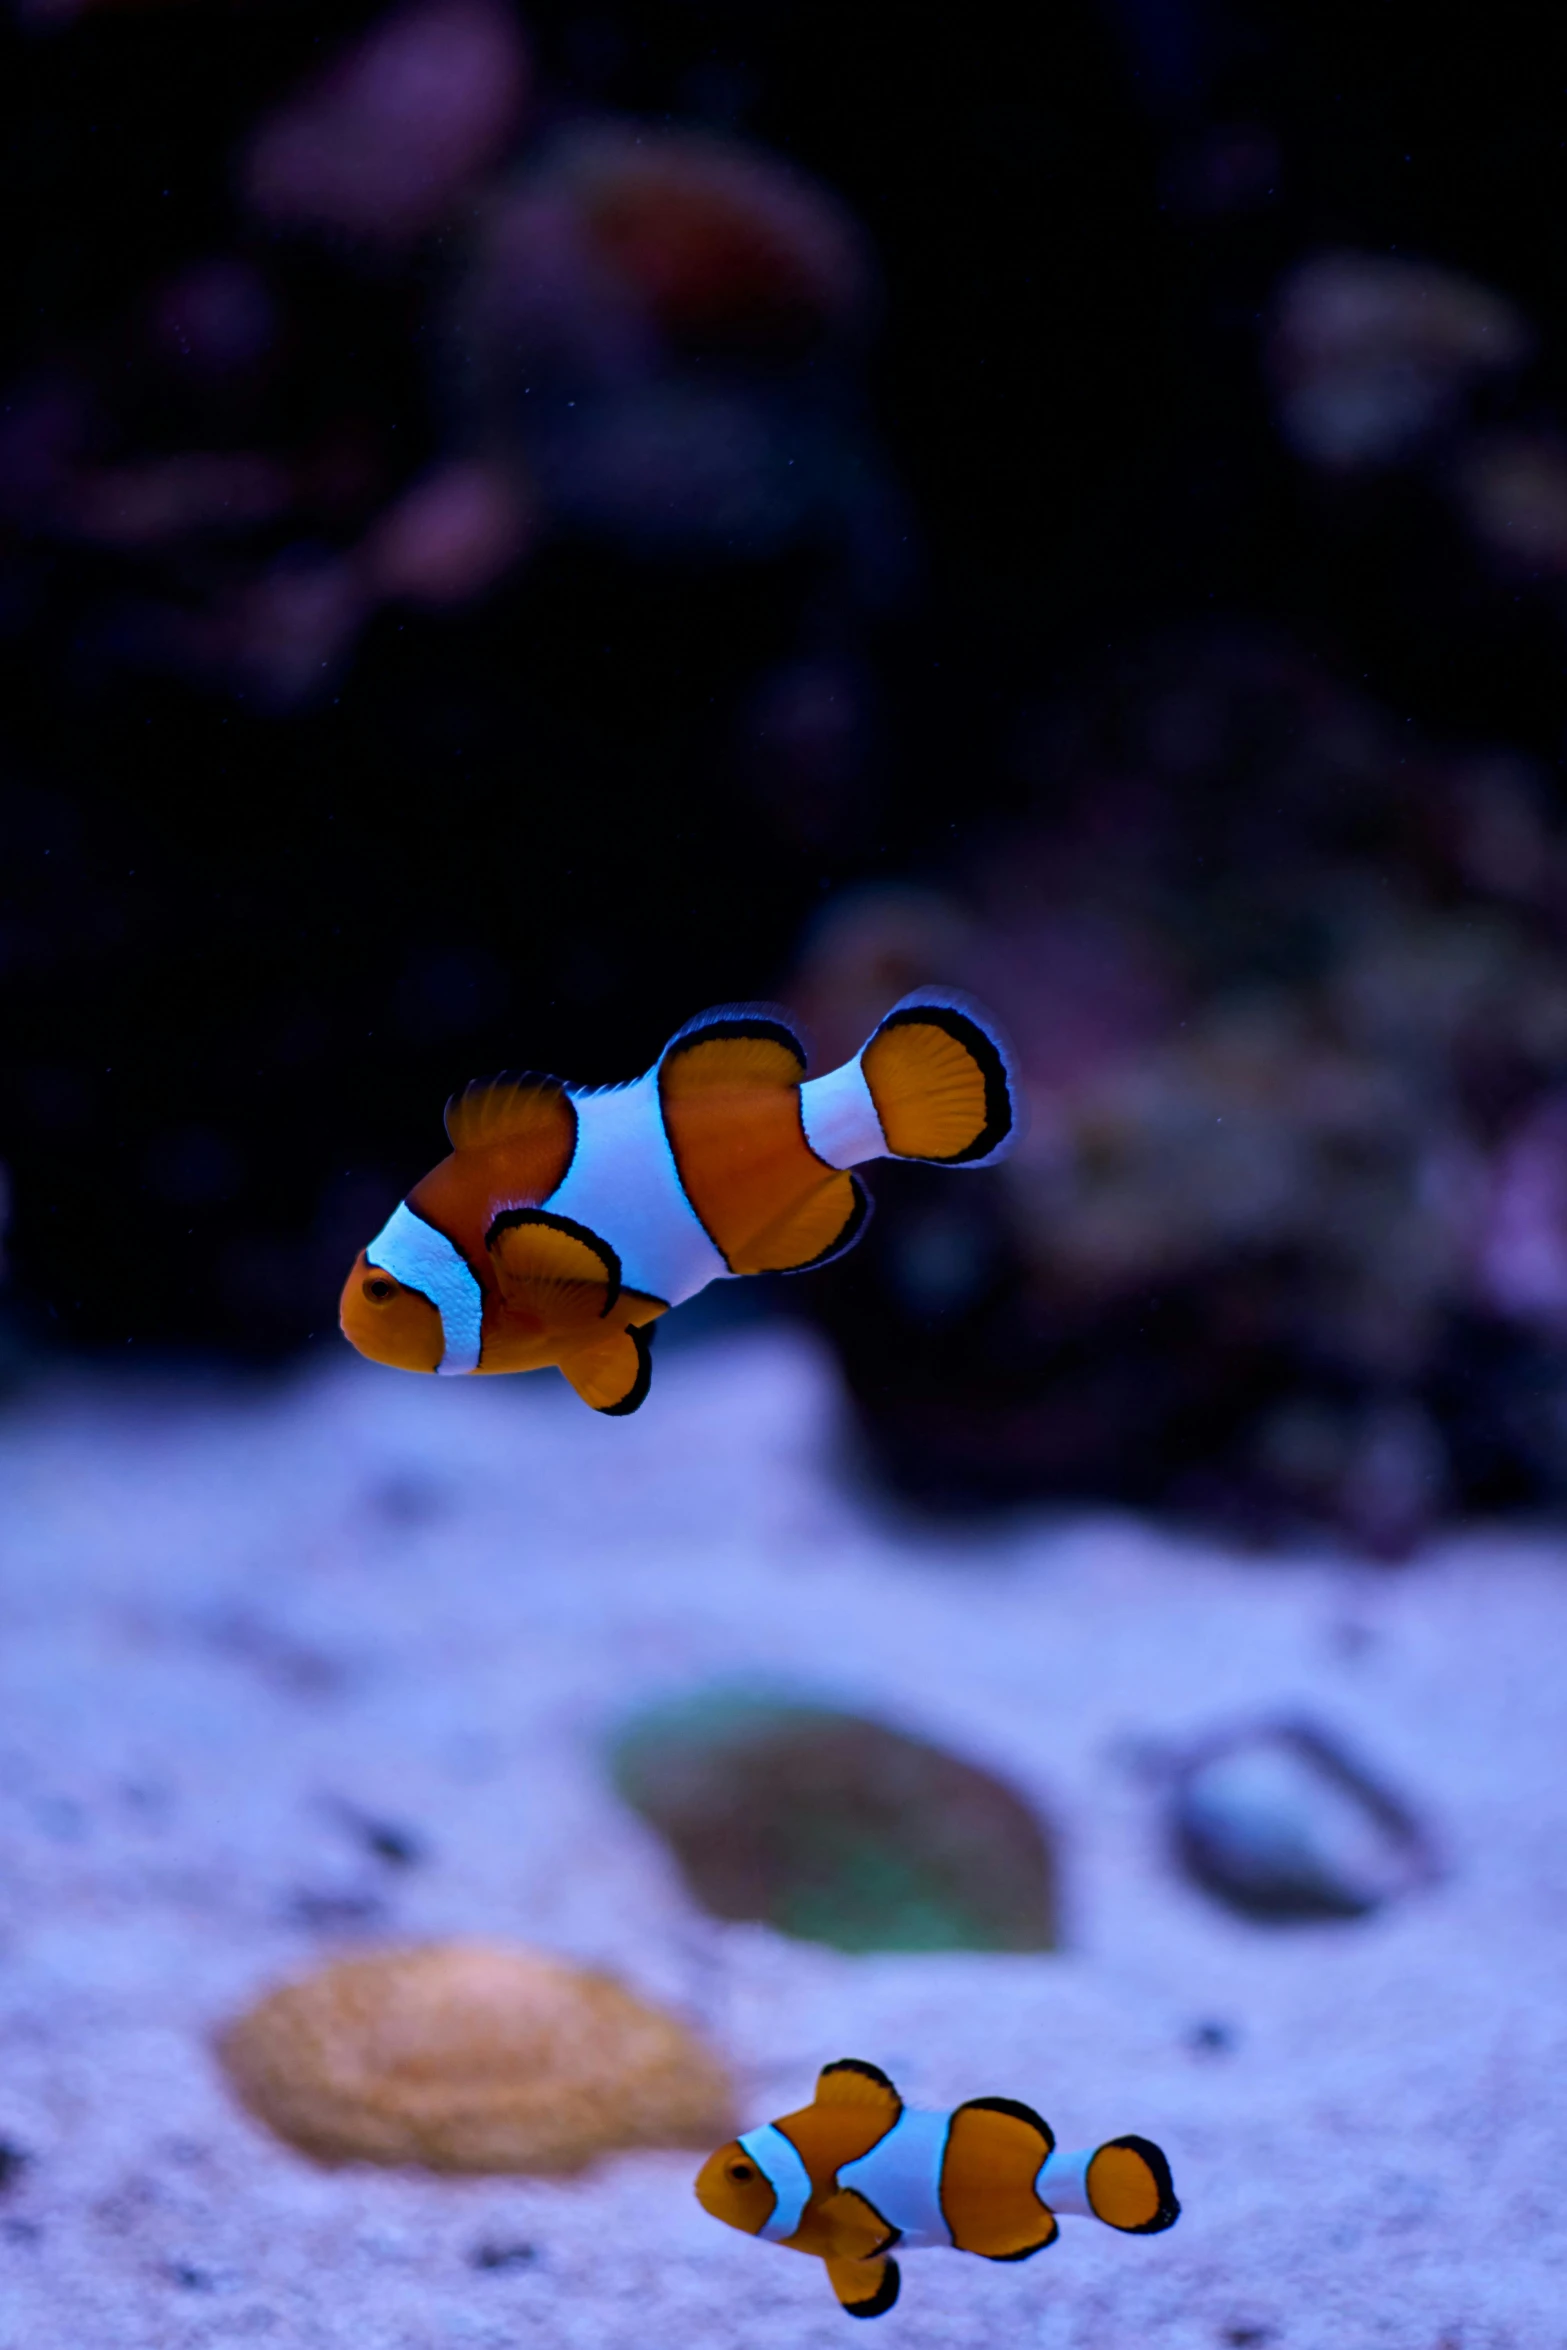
[612,1688,1056,1952]
[0,36,889,710]
[242,0,533,249]
[1171,1720,1438,1922]
[217,1941,733,2173]
[796,629,1567,1546]
[1268,252,1530,474]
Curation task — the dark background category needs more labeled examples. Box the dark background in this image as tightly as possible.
[5,0,1567,1538]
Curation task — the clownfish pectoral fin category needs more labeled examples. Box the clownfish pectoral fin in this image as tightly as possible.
[559,1324,653,1415]
[858,990,1020,1167]
[814,2060,904,2123]
[817,2189,900,2263]
[826,2254,901,2319]
[1085,2136,1180,2234]
[487,1208,622,1324]
[444,1072,578,1183]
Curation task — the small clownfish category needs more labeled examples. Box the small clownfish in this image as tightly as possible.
[695,2059,1178,2320]
[339,990,1018,1413]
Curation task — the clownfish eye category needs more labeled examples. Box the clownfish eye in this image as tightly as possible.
[363,1276,398,1304]
[727,2159,756,2184]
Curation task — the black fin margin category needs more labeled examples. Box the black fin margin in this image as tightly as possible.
[594,1324,654,1418]
[662,1001,809,1073]
[842,2258,901,2319]
[872,1003,1014,1164]
[779,1174,874,1276]
[819,2059,902,2102]
[953,2095,1055,2152]
[1098,2135,1181,2233]
[984,2218,1059,2263]
[485,1208,622,1317]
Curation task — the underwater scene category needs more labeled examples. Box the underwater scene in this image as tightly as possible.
[2,3,1565,2343]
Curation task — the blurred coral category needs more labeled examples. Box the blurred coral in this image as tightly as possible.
[1475,1094,1567,1329]
[1452,432,1567,580]
[150,259,281,381]
[796,631,1567,1543]
[360,457,533,606]
[242,0,531,247]
[1268,253,1530,471]
[196,549,371,710]
[565,130,868,354]
[459,126,869,372]
[447,127,885,564]
[0,76,885,709]
[65,452,290,548]
[217,1941,733,2173]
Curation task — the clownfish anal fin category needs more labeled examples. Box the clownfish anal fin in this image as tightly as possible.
[1086,2135,1180,2234]
[560,1323,653,1415]
[661,1002,809,1082]
[817,2189,899,2262]
[445,1072,577,1178]
[815,2060,903,2121]
[487,1209,622,1319]
[825,2254,901,2319]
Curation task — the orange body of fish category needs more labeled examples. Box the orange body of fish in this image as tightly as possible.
[340,991,1019,1411]
[696,2059,1179,2318]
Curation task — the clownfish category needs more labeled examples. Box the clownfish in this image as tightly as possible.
[339,990,1018,1413]
[695,2059,1178,2320]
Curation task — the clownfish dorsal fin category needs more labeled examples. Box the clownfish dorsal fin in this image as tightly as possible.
[486,1209,622,1321]
[445,1072,577,1166]
[814,2060,904,2120]
[659,1002,808,1093]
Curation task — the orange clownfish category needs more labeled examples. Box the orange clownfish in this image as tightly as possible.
[695,2059,1179,2320]
[339,990,1019,1413]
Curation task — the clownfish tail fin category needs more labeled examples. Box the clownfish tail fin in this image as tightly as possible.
[1085,2135,1180,2234]
[857,990,1021,1168]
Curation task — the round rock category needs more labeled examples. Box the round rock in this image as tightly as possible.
[216,1941,733,2173]
[1173,1720,1438,1922]
[613,1688,1055,1952]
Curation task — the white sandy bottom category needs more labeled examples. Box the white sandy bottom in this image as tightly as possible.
[0,1328,1564,2349]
